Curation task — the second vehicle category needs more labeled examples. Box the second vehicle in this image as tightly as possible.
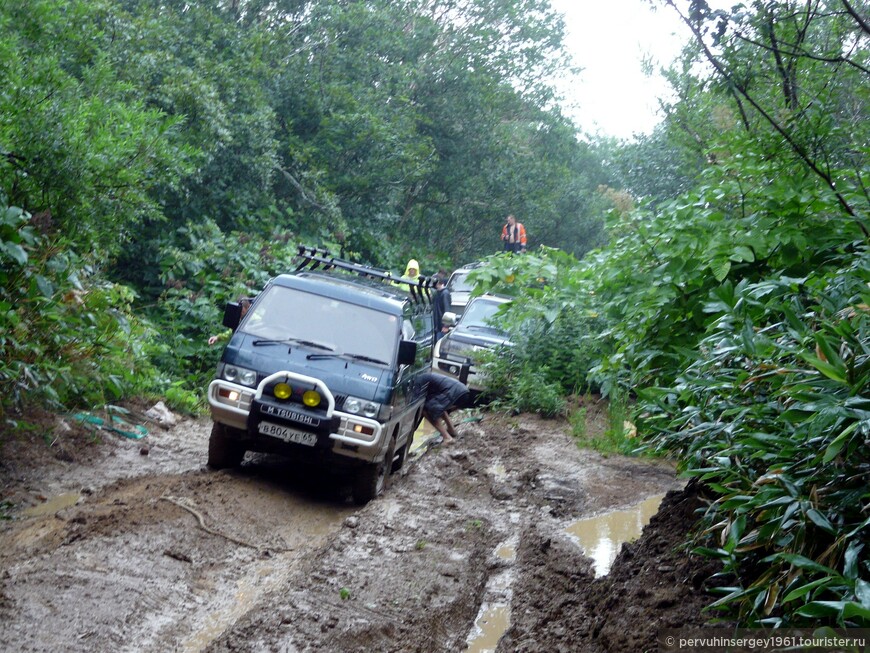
[432,293,512,393]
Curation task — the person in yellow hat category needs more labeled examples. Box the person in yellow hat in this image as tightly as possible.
[402,259,420,280]
[393,259,420,287]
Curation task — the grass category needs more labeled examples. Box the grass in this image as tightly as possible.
[568,392,637,456]
[0,500,14,521]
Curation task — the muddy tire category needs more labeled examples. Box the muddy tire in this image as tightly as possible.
[208,423,246,469]
[391,433,413,474]
[352,438,395,505]
[391,409,421,474]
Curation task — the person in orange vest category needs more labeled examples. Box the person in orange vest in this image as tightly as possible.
[500,214,527,253]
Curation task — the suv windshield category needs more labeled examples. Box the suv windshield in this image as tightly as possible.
[448,271,475,294]
[241,285,400,365]
[461,298,507,333]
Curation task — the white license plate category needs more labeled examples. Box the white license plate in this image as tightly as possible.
[258,421,318,447]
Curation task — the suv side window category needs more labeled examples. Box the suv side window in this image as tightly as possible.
[411,310,433,369]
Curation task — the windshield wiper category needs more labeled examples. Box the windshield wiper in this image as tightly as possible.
[253,337,334,351]
[345,353,389,365]
[464,324,501,332]
[252,338,290,346]
[292,338,334,351]
[306,352,389,366]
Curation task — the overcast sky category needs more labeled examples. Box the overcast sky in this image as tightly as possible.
[548,0,689,140]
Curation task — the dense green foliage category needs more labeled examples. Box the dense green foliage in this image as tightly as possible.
[640,257,870,626]
[465,248,606,414]
[0,199,156,415]
[467,0,869,628]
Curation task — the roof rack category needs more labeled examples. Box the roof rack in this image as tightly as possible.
[294,245,435,306]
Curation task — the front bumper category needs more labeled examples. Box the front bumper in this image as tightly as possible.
[208,370,386,462]
[432,355,480,388]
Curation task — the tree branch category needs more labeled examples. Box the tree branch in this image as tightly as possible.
[276,166,329,211]
[841,0,870,35]
[662,0,868,237]
[732,31,870,76]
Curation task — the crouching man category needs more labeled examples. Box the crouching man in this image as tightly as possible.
[420,372,471,445]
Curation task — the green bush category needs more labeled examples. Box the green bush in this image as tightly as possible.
[470,249,607,415]
[637,255,870,626]
[0,201,158,418]
[142,219,305,394]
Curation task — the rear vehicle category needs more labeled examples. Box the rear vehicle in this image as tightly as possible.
[207,246,435,504]
[445,263,482,316]
[432,294,512,393]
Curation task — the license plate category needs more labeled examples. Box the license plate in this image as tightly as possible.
[258,421,317,447]
[261,404,320,427]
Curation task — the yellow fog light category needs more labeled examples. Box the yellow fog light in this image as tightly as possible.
[274,382,292,400]
[303,390,321,407]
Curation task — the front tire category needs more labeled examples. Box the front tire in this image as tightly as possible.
[208,423,246,469]
[352,437,395,505]
[392,409,422,473]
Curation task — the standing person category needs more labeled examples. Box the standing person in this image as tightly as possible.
[402,259,420,280]
[420,372,470,445]
[500,214,527,253]
[433,272,452,341]
[393,259,420,287]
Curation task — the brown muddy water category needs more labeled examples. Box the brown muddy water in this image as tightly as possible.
[566,493,666,577]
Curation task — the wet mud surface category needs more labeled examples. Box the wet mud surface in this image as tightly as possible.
[0,401,724,652]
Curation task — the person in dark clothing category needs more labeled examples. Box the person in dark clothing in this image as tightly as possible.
[420,372,470,445]
[208,297,251,345]
[432,273,452,341]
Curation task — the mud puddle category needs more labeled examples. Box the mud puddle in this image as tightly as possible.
[20,490,82,517]
[566,493,666,577]
[466,604,511,652]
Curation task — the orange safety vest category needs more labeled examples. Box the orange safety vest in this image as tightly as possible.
[501,222,527,246]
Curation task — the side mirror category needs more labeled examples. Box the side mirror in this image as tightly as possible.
[397,340,417,366]
[222,302,243,330]
[442,312,458,328]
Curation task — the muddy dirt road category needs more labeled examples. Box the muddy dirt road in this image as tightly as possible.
[0,402,722,652]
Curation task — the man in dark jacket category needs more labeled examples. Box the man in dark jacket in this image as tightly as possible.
[420,372,470,445]
[433,273,452,341]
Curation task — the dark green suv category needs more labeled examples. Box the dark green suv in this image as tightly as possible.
[207,247,435,504]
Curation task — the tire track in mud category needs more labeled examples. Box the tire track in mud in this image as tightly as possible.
[0,449,358,653]
[1,408,693,653]
[205,415,683,653]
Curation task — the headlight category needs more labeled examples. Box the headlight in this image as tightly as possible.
[343,396,380,418]
[222,364,258,387]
